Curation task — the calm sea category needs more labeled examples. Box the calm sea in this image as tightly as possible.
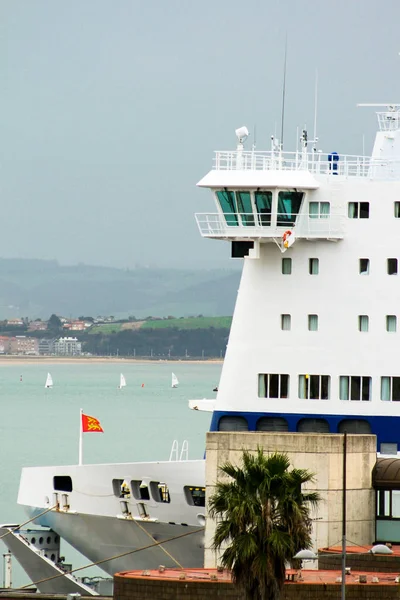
[0,361,221,586]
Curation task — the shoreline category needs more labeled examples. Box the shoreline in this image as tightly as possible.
[0,356,223,366]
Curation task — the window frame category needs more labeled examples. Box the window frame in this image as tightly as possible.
[258,373,290,399]
[298,374,330,400]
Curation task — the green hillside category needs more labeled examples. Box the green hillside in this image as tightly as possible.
[141,316,232,330]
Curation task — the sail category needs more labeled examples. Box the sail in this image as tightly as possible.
[119,373,126,389]
[171,372,179,388]
[45,373,53,388]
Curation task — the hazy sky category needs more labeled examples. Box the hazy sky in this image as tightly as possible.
[3,0,400,269]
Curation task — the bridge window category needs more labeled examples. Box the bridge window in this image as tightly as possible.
[277,191,303,226]
[256,417,289,432]
[53,476,72,492]
[258,374,289,399]
[184,486,206,507]
[308,314,318,331]
[281,314,291,330]
[299,375,330,400]
[358,315,369,332]
[254,191,272,226]
[388,258,398,275]
[218,416,248,431]
[387,315,397,332]
[297,418,329,433]
[236,191,254,226]
[359,258,370,275]
[338,419,371,434]
[381,376,400,401]
[395,202,400,218]
[309,202,330,218]
[282,257,292,274]
[348,202,369,219]
[339,376,371,401]
[309,258,319,275]
[216,191,238,226]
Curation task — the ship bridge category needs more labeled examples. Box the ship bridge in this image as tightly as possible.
[196,117,400,247]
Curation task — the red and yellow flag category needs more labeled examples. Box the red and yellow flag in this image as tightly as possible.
[81,413,104,433]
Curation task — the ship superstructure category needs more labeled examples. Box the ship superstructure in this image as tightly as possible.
[9,105,400,590]
[196,109,400,455]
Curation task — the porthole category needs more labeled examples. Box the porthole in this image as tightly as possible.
[50,554,56,562]
[31,537,36,545]
[39,537,43,545]
[47,536,51,545]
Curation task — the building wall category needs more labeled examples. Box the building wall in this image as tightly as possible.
[204,432,376,569]
[114,574,400,600]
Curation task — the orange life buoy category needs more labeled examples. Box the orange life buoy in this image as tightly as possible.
[282,230,292,243]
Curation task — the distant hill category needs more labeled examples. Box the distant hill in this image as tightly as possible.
[0,258,241,319]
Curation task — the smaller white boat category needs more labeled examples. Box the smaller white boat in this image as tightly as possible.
[118,373,126,389]
[45,373,53,389]
[171,372,179,388]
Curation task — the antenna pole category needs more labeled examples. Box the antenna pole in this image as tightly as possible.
[280,36,287,151]
[313,69,318,142]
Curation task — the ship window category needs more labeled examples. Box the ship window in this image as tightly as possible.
[395,202,400,218]
[150,481,171,503]
[53,476,73,492]
[130,480,150,501]
[184,486,206,507]
[277,191,303,226]
[256,417,289,432]
[386,315,397,332]
[309,202,330,218]
[282,257,292,274]
[218,416,249,431]
[358,315,369,332]
[339,376,371,401]
[297,418,329,433]
[281,314,291,331]
[380,443,398,455]
[309,258,319,275]
[216,190,238,226]
[348,202,369,219]
[381,376,400,401]
[258,374,289,399]
[254,191,272,226]
[359,258,370,274]
[236,191,255,226]
[308,314,318,331]
[338,419,371,434]
[298,375,330,400]
[388,258,398,275]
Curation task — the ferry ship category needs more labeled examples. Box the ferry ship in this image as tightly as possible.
[5,103,400,591]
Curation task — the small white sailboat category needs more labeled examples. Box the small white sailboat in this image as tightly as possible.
[45,373,53,389]
[118,373,126,389]
[171,372,179,388]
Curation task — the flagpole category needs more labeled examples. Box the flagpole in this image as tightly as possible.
[79,408,83,466]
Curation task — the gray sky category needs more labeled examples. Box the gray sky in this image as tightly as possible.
[3,0,400,269]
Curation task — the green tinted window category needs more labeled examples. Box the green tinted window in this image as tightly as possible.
[277,191,303,226]
[254,191,272,226]
[216,191,238,226]
[236,191,254,226]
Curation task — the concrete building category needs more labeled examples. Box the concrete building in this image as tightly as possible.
[53,337,82,356]
[10,336,39,355]
[204,432,376,569]
[28,321,48,332]
[38,338,55,355]
[0,336,11,354]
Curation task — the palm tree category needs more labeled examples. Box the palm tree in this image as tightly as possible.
[208,447,320,600]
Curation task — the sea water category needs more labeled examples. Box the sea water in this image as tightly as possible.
[0,360,221,586]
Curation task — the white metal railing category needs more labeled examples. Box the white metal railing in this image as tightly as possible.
[213,150,400,179]
[195,212,345,239]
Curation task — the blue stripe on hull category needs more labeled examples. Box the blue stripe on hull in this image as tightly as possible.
[209,411,400,447]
